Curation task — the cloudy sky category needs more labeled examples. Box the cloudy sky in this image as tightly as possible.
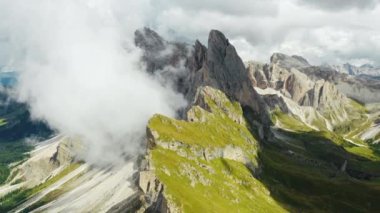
[146,0,380,66]
[1,0,380,67]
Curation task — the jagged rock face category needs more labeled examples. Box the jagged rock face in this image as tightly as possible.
[261,94,290,114]
[248,53,351,125]
[246,61,270,89]
[199,30,264,118]
[179,40,208,101]
[186,40,207,72]
[135,28,166,54]
[179,30,262,106]
[135,28,270,125]
[206,30,248,94]
[11,137,77,188]
[301,66,380,104]
[134,27,189,78]
[186,30,271,126]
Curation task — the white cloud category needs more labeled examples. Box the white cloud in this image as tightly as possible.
[2,0,380,67]
[0,0,186,166]
[148,0,380,66]
[297,0,380,11]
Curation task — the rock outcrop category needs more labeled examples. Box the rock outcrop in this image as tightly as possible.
[186,31,268,124]
[12,136,77,188]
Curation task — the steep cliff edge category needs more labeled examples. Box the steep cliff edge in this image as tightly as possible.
[138,86,285,212]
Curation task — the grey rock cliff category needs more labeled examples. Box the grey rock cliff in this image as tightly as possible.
[134,27,189,75]
[135,28,272,126]
[248,53,351,125]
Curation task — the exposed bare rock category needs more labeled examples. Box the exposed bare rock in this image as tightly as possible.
[270,53,310,69]
[299,65,380,104]
[246,61,270,89]
[185,30,270,125]
[15,136,77,188]
[248,53,351,126]
[106,191,144,213]
[134,27,189,75]
[255,87,332,130]
[135,28,272,126]
[135,28,166,54]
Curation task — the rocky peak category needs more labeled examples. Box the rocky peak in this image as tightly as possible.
[248,53,352,126]
[206,30,250,98]
[134,27,166,52]
[246,61,270,89]
[186,40,207,73]
[134,28,271,126]
[270,53,310,69]
[207,30,230,64]
[134,27,189,74]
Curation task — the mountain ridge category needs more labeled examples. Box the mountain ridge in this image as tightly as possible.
[2,28,380,212]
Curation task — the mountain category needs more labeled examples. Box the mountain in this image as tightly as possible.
[328,63,380,77]
[247,53,353,127]
[2,29,380,212]
[140,86,284,212]
[135,30,380,212]
[135,29,380,212]
[299,64,380,104]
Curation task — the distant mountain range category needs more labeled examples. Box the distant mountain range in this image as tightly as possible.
[325,63,380,77]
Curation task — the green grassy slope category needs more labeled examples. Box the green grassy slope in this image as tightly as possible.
[264,109,380,212]
[147,86,286,212]
[147,86,380,212]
